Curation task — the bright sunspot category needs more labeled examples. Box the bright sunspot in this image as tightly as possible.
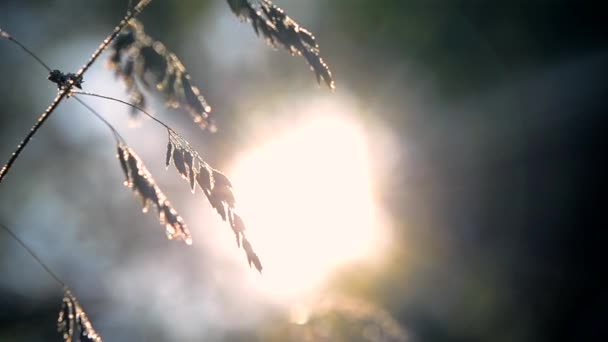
[230,101,385,300]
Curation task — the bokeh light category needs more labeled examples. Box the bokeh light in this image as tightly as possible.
[230,96,389,300]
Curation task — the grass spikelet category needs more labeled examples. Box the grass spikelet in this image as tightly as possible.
[1,223,105,341]
[226,0,335,89]
[230,212,246,247]
[172,146,189,180]
[165,140,173,168]
[57,288,102,342]
[0,28,10,39]
[242,236,263,273]
[108,19,215,130]
[117,143,192,245]
[165,132,262,271]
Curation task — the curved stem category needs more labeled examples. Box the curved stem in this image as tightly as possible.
[0,0,152,185]
[0,223,65,287]
[73,96,125,144]
[0,90,68,184]
[74,91,175,133]
[73,91,201,162]
[0,29,52,72]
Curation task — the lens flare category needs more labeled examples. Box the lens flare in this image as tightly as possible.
[230,102,387,300]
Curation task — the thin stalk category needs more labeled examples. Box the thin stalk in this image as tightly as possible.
[0,90,68,184]
[73,91,201,161]
[0,0,151,184]
[0,223,65,287]
[0,29,69,184]
[74,91,174,133]
[75,0,152,78]
[0,29,52,72]
[73,96,125,144]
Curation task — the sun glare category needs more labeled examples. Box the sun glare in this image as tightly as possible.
[230,103,386,300]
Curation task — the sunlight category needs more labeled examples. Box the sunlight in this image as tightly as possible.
[230,99,386,300]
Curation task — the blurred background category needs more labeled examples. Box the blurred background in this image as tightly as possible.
[0,0,605,341]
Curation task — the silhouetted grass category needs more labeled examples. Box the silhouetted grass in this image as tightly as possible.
[108,19,215,131]
[0,0,335,338]
[227,0,335,89]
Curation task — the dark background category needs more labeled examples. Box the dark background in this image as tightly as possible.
[0,0,605,341]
